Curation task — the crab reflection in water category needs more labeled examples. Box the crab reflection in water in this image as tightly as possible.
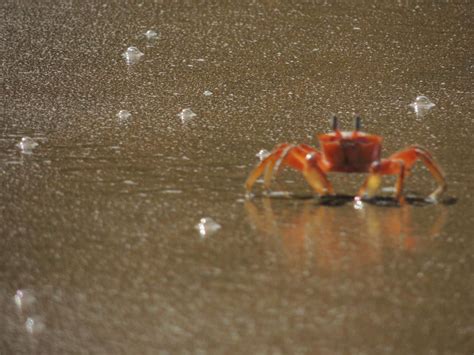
[245,198,448,272]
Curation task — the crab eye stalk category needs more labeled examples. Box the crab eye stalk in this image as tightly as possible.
[331,115,339,131]
[354,114,361,131]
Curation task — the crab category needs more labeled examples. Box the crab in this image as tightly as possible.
[245,116,447,203]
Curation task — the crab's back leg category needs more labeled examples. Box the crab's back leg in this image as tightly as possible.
[389,145,447,201]
[245,143,292,191]
[245,144,334,195]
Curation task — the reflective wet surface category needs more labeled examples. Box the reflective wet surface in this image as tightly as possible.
[2,1,473,353]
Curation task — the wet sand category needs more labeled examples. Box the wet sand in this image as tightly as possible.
[2,1,473,353]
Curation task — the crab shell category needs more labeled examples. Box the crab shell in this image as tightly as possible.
[318,131,382,173]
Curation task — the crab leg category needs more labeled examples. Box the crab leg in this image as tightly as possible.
[357,160,405,202]
[303,151,335,195]
[245,144,334,195]
[245,143,292,191]
[388,145,447,201]
[357,145,447,202]
[275,145,334,195]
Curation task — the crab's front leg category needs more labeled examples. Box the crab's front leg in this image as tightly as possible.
[389,145,447,201]
[245,144,334,196]
[357,145,447,203]
[357,160,406,203]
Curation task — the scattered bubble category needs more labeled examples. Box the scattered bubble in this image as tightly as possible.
[177,108,197,123]
[13,289,36,310]
[195,217,221,238]
[25,316,45,334]
[203,90,213,96]
[256,149,270,161]
[161,189,182,194]
[116,110,131,121]
[409,95,435,115]
[353,197,364,210]
[16,137,38,154]
[144,29,159,40]
[411,95,435,108]
[122,46,144,64]
[144,30,159,47]
[266,191,291,198]
[116,110,132,124]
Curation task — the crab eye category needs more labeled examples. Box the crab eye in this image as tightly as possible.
[354,114,361,131]
[330,115,338,131]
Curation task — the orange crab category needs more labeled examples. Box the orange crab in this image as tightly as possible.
[245,116,447,203]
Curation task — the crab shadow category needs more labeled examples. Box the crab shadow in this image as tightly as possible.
[250,191,457,208]
[244,195,451,272]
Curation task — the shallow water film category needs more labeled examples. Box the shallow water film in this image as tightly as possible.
[2,1,473,354]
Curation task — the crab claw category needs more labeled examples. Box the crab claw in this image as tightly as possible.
[304,153,335,196]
